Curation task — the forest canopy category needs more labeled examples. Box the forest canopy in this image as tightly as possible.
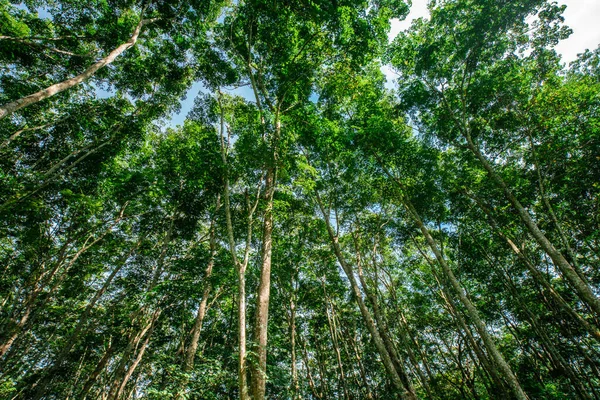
[1,0,600,399]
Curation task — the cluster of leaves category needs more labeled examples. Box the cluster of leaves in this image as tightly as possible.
[1,0,600,399]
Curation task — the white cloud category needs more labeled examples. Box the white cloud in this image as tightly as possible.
[387,1,430,42]
[555,0,600,63]
[386,0,600,64]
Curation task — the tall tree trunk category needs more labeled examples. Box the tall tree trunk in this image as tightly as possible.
[428,252,505,398]
[183,195,222,373]
[464,132,600,318]
[288,281,300,399]
[31,240,141,399]
[298,333,322,399]
[0,212,124,359]
[322,289,350,400]
[219,91,256,400]
[314,191,418,400]
[251,149,278,399]
[0,14,158,120]
[383,274,438,393]
[237,267,249,400]
[498,264,592,399]
[79,339,117,399]
[352,231,433,397]
[106,311,158,400]
[111,310,159,400]
[344,325,374,399]
[401,195,529,400]
[468,191,600,341]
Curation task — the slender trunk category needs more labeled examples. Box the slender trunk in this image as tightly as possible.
[500,267,591,399]
[289,290,300,399]
[65,346,89,400]
[219,91,252,400]
[385,276,437,391]
[251,165,276,400]
[0,15,158,119]
[238,268,249,400]
[183,196,221,372]
[244,46,280,397]
[299,334,322,399]
[314,191,418,399]
[323,292,350,400]
[352,233,431,397]
[345,326,374,399]
[437,267,504,397]
[465,132,600,317]
[468,191,600,340]
[80,339,117,399]
[527,132,586,282]
[112,311,159,400]
[402,196,528,400]
[0,214,122,358]
[106,313,157,400]
[31,240,141,399]
[315,337,331,400]
[408,229,506,398]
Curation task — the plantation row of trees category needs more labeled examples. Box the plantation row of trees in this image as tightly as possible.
[1,0,599,398]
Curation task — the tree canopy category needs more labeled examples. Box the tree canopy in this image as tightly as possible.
[1,0,600,399]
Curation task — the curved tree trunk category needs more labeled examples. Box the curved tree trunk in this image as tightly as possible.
[0,15,158,120]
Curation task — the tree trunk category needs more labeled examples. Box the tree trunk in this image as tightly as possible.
[323,291,350,400]
[111,311,159,400]
[31,240,141,399]
[352,232,432,397]
[465,132,600,318]
[468,191,600,341]
[0,213,123,359]
[183,195,221,373]
[289,285,300,399]
[401,196,529,400]
[219,91,253,400]
[498,264,592,399]
[251,164,276,400]
[315,191,418,400]
[299,333,322,399]
[79,339,117,399]
[0,15,158,120]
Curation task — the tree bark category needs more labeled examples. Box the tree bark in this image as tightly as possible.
[0,211,124,359]
[0,15,158,120]
[31,239,141,399]
[468,191,600,341]
[352,231,433,397]
[111,310,160,400]
[183,195,222,372]
[288,281,300,399]
[219,92,259,400]
[322,288,350,399]
[464,132,600,318]
[251,165,276,400]
[315,190,418,399]
[79,339,117,399]
[401,195,529,400]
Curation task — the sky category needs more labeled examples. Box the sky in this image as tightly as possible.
[169,0,600,126]
[387,0,600,63]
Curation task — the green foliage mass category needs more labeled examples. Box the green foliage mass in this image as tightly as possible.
[1,0,600,399]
